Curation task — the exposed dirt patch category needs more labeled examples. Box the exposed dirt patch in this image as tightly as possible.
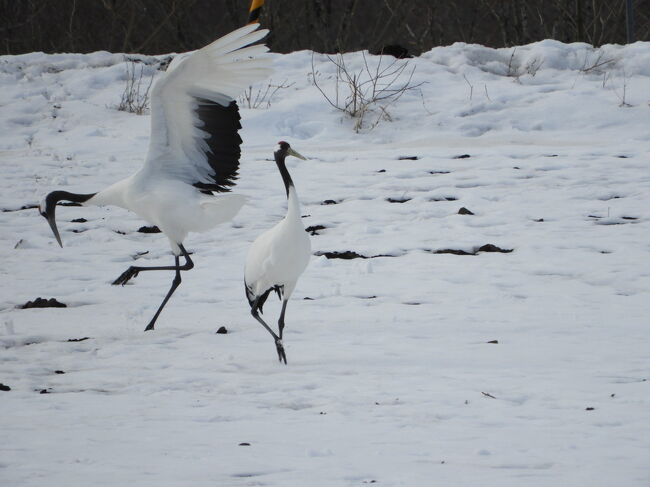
[21,297,67,309]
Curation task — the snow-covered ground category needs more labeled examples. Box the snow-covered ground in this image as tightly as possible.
[1,39,649,486]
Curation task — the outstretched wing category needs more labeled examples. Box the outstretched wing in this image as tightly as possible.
[143,24,272,192]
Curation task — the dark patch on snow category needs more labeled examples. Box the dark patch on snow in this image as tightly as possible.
[305,225,326,235]
[377,169,386,173]
[39,388,51,394]
[321,199,339,205]
[622,216,638,220]
[21,297,66,309]
[132,250,149,260]
[429,170,450,174]
[585,407,595,411]
[2,204,38,212]
[216,326,228,334]
[387,197,411,203]
[458,207,474,215]
[599,195,622,201]
[429,196,458,202]
[54,370,66,374]
[315,250,366,260]
[513,166,521,170]
[314,254,399,260]
[71,218,87,223]
[477,244,513,253]
[616,155,629,158]
[238,442,251,447]
[432,248,474,255]
[453,154,471,159]
[315,250,400,260]
[428,244,513,255]
[67,337,90,342]
[303,297,314,300]
[487,340,499,344]
[0,383,11,391]
[398,155,419,160]
[534,218,544,222]
[482,392,497,399]
[114,230,127,235]
[138,225,161,233]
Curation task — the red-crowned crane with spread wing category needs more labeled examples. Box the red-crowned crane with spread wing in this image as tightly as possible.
[39,24,272,331]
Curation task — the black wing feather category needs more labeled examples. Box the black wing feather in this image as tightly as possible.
[193,98,242,193]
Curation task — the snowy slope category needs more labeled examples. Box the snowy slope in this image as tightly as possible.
[1,40,649,486]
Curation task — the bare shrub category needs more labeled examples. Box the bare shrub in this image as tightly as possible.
[238,79,295,109]
[116,60,154,115]
[311,51,425,132]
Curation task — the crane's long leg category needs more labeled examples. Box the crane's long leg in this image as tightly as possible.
[251,297,287,364]
[143,255,182,332]
[112,245,194,286]
[278,300,288,340]
[112,244,194,331]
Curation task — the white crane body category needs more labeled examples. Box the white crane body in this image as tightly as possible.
[244,142,311,363]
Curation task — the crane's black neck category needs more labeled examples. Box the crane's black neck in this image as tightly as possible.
[46,191,96,209]
[274,151,294,199]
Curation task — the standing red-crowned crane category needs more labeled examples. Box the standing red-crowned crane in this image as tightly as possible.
[244,142,311,363]
[39,24,272,331]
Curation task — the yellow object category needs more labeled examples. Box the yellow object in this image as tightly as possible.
[248,0,264,24]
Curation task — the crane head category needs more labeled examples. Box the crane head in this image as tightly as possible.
[39,192,63,248]
[277,141,307,160]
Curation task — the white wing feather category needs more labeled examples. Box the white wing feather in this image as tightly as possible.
[143,24,272,183]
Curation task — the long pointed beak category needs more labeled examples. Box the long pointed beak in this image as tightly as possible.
[45,213,63,247]
[287,147,307,160]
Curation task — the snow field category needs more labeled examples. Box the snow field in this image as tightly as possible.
[1,40,650,486]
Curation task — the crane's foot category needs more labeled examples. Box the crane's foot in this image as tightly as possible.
[112,266,140,286]
[144,323,155,332]
[275,339,287,365]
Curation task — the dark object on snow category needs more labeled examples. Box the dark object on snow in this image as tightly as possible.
[429,244,513,256]
[71,218,87,223]
[216,326,228,334]
[315,250,366,260]
[321,199,338,205]
[54,370,66,374]
[534,218,545,222]
[374,44,412,58]
[387,197,411,203]
[429,196,457,201]
[39,389,51,394]
[585,407,595,411]
[314,250,397,260]
[398,155,419,160]
[21,297,67,309]
[458,207,474,215]
[487,340,499,344]
[433,248,474,255]
[0,383,11,391]
[67,337,90,342]
[305,225,326,235]
[453,154,471,159]
[239,442,251,446]
[138,225,161,233]
[477,244,512,253]
[377,169,386,173]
